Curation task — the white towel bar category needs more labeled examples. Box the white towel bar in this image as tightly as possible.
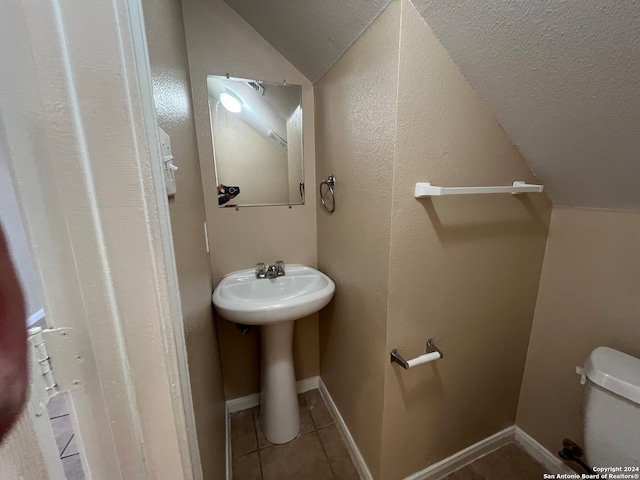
[415,181,543,198]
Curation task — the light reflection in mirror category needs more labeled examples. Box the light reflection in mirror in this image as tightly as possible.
[207,75,304,207]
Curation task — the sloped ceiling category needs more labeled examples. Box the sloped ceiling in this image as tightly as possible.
[411,0,640,209]
[223,0,391,83]
[226,0,640,209]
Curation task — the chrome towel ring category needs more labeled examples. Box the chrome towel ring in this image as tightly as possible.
[320,174,336,213]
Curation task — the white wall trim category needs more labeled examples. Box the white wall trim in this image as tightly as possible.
[1,0,198,476]
[225,379,572,480]
[125,1,203,477]
[226,376,320,414]
[403,425,573,479]
[515,427,574,475]
[319,379,374,480]
[297,375,321,393]
[225,402,231,480]
[226,392,261,415]
[403,427,515,480]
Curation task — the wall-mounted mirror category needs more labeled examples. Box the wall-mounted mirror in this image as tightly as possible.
[207,75,304,207]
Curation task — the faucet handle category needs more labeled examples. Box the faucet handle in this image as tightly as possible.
[255,263,266,278]
[275,260,285,276]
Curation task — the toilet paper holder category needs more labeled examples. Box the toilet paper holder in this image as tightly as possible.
[391,339,443,369]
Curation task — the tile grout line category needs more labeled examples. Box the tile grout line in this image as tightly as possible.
[61,452,80,460]
[305,391,329,431]
[49,413,71,421]
[315,426,338,479]
[60,433,74,459]
[231,390,347,479]
[304,390,339,479]
[251,408,265,480]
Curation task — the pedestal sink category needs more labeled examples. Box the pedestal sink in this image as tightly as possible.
[212,265,335,444]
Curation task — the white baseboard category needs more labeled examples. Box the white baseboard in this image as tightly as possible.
[225,402,231,480]
[405,427,515,480]
[319,379,374,480]
[296,375,321,394]
[406,426,574,480]
[515,427,574,475]
[225,378,570,480]
[226,392,261,414]
[225,375,320,414]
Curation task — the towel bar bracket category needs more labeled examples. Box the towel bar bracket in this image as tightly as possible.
[390,349,410,369]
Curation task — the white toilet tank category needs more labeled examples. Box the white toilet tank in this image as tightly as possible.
[581,346,640,468]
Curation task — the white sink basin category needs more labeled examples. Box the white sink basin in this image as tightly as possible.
[212,264,335,444]
[212,264,335,325]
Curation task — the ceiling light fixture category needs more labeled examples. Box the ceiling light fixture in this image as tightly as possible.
[220,91,242,113]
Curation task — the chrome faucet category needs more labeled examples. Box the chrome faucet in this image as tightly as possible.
[255,261,285,279]
[266,264,278,279]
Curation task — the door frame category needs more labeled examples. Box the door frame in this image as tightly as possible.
[0,0,201,478]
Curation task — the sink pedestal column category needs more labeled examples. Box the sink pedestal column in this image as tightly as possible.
[260,320,300,444]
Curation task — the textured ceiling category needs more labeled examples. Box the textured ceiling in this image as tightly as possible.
[411,0,640,209]
[223,0,391,83]
[226,0,640,209]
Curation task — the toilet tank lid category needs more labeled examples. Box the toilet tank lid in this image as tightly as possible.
[584,347,640,404]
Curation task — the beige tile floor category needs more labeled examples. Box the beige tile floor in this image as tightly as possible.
[47,394,85,480]
[231,389,360,480]
[231,389,547,480]
[443,443,548,480]
[46,386,545,480]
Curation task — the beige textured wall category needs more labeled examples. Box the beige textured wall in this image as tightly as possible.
[379,3,551,478]
[182,0,318,399]
[517,207,640,456]
[142,0,226,478]
[317,1,551,478]
[212,106,289,205]
[315,2,400,477]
